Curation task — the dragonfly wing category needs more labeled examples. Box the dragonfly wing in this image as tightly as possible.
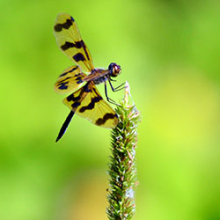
[54,13,94,72]
[63,82,118,128]
[54,65,86,94]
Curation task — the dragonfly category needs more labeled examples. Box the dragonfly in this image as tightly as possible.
[54,13,123,142]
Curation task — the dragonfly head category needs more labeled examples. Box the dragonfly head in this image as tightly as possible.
[108,63,121,77]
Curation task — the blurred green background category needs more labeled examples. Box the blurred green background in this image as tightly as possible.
[0,0,220,219]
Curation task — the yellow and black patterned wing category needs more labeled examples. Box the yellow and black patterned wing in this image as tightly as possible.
[54,65,86,94]
[54,13,94,72]
[63,82,118,128]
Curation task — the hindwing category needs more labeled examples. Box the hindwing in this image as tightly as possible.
[63,82,118,128]
[54,65,86,94]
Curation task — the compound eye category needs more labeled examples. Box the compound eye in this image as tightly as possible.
[109,63,121,77]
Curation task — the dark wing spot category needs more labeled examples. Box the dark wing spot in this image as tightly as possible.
[62,19,73,29]
[59,66,78,77]
[75,40,85,48]
[61,42,75,50]
[65,83,92,110]
[75,76,83,84]
[61,40,85,51]
[96,113,118,126]
[66,93,81,110]
[54,18,73,32]
[79,96,102,113]
[73,53,86,62]
[59,72,68,77]
[83,83,92,93]
[66,93,81,102]
[72,102,81,108]
[57,77,71,83]
[58,82,68,90]
[82,44,90,60]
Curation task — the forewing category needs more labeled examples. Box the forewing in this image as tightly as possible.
[54,13,94,72]
[54,65,86,94]
[63,82,118,128]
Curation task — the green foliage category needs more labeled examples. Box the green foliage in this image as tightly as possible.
[107,83,140,220]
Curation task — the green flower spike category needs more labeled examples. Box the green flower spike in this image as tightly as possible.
[107,82,140,220]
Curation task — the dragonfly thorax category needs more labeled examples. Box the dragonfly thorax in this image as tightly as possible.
[93,75,108,85]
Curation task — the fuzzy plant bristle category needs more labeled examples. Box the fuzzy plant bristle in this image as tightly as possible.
[107,82,140,220]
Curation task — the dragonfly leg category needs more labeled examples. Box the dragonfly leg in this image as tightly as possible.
[108,79,126,92]
[104,82,119,106]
